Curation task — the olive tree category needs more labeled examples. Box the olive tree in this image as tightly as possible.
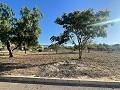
[12,7,43,54]
[0,3,15,57]
[55,9,112,59]
[0,3,43,57]
[50,30,70,53]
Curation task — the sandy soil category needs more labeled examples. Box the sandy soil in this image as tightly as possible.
[0,50,120,81]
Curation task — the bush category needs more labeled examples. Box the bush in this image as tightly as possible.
[37,48,42,52]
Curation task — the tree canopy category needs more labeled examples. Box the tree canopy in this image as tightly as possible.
[12,7,43,50]
[0,3,15,57]
[55,9,112,59]
[0,2,43,57]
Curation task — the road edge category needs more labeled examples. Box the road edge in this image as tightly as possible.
[0,75,119,88]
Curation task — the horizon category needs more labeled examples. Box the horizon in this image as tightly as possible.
[0,0,120,45]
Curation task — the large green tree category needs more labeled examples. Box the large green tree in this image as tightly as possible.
[0,3,15,57]
[0,3,43,57]
[55,9,112,59]
[12,7,43,53]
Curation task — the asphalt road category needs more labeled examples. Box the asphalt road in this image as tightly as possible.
[0,82,119,90]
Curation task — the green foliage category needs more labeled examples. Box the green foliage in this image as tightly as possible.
[96,43,107,51]
[0,3,15,44]
[86,43,120,52]
[37,48,42,52]
[111,44,120,51]
[55,9,112,59]
[50,31,70,45]
[49,43,61,54]
[0,3,16,57]
[36,45,43,52]
[64,46,76,51]
[0,2,43,57]
[12,7,43,48]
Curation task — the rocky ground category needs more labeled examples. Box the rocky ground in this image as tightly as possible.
[0,50,120,81]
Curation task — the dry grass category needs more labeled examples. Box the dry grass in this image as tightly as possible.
[0,50,120,81]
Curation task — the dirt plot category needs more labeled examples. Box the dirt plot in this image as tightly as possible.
[0,51,120,81]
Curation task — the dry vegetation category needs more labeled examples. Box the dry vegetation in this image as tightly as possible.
[0,50,120,81]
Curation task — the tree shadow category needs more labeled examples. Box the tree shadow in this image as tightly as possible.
[0,63,29,73]
[0,56,80,76]
[0,61,62,74]
[27,52,78,56]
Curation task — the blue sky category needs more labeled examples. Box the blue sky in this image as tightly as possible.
[0,0,120,45]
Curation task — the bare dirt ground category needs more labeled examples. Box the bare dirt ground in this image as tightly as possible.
[0,50,120,81]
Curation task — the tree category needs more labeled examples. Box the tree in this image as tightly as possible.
[12,7,43,54]
[86,39,96,53]
[55,9,112,59]
[50,36,60,54]
[0,3,15,57]
[50,30,71,54]
[0,3,43,57]
[112,44,120,51]
[0,42,3,50]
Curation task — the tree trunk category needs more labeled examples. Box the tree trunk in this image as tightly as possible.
[55,49,58,54]
[78,48,82,59]
[7,41,13,57]
[24,46,26,54]
[88,47,90,53]
[78,43,82,59]
[23,42,26,54]
[12,42,21,52]
[12,45,19,52]
[55,44,58,54]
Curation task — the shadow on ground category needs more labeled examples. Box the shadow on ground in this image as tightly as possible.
[27,52,78,56]
[0,61,65,75]
[0,63,31,73]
